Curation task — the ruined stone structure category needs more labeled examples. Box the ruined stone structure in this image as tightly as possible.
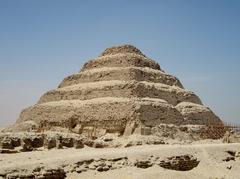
[11,45,222,136]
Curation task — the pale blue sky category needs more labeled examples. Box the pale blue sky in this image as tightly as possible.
[0,0,240,126]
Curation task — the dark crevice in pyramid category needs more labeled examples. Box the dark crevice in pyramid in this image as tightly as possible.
[11,44,223,135]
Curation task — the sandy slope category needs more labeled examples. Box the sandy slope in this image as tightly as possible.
[1,143,240,179]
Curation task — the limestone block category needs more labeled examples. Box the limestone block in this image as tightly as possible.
[0,137,14,149]
[44,137,56,149]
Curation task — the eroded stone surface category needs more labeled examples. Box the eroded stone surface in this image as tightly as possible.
[100,44,146,57]
[0,154,201,178]
[39,81,201,106]
[176,102,222,125]
[1,166,66,179]
[58,67,183,88]
[158,155,199,171]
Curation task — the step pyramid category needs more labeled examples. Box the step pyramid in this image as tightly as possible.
[13,45,222,136]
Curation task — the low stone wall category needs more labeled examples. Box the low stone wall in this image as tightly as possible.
[0,132,89,153]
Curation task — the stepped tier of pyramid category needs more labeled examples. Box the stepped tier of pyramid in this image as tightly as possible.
[12,45,222,136]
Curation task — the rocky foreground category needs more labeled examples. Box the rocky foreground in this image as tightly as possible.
[0,142,240,179]
[1,124,240,178]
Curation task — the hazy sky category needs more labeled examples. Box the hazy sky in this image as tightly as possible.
[0,0,240,127]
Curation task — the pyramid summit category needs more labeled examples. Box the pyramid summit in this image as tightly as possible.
[81,45,161,72]
[10,44,222,136]
[100,44,146,57]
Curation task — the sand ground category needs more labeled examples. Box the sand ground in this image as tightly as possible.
[0,143,240,179]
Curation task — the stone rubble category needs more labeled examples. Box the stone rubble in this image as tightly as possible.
[0,154,201,178]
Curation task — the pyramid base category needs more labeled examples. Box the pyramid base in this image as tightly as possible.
[14,98,183,137]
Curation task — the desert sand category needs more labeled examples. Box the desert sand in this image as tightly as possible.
[1,141,240,179]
